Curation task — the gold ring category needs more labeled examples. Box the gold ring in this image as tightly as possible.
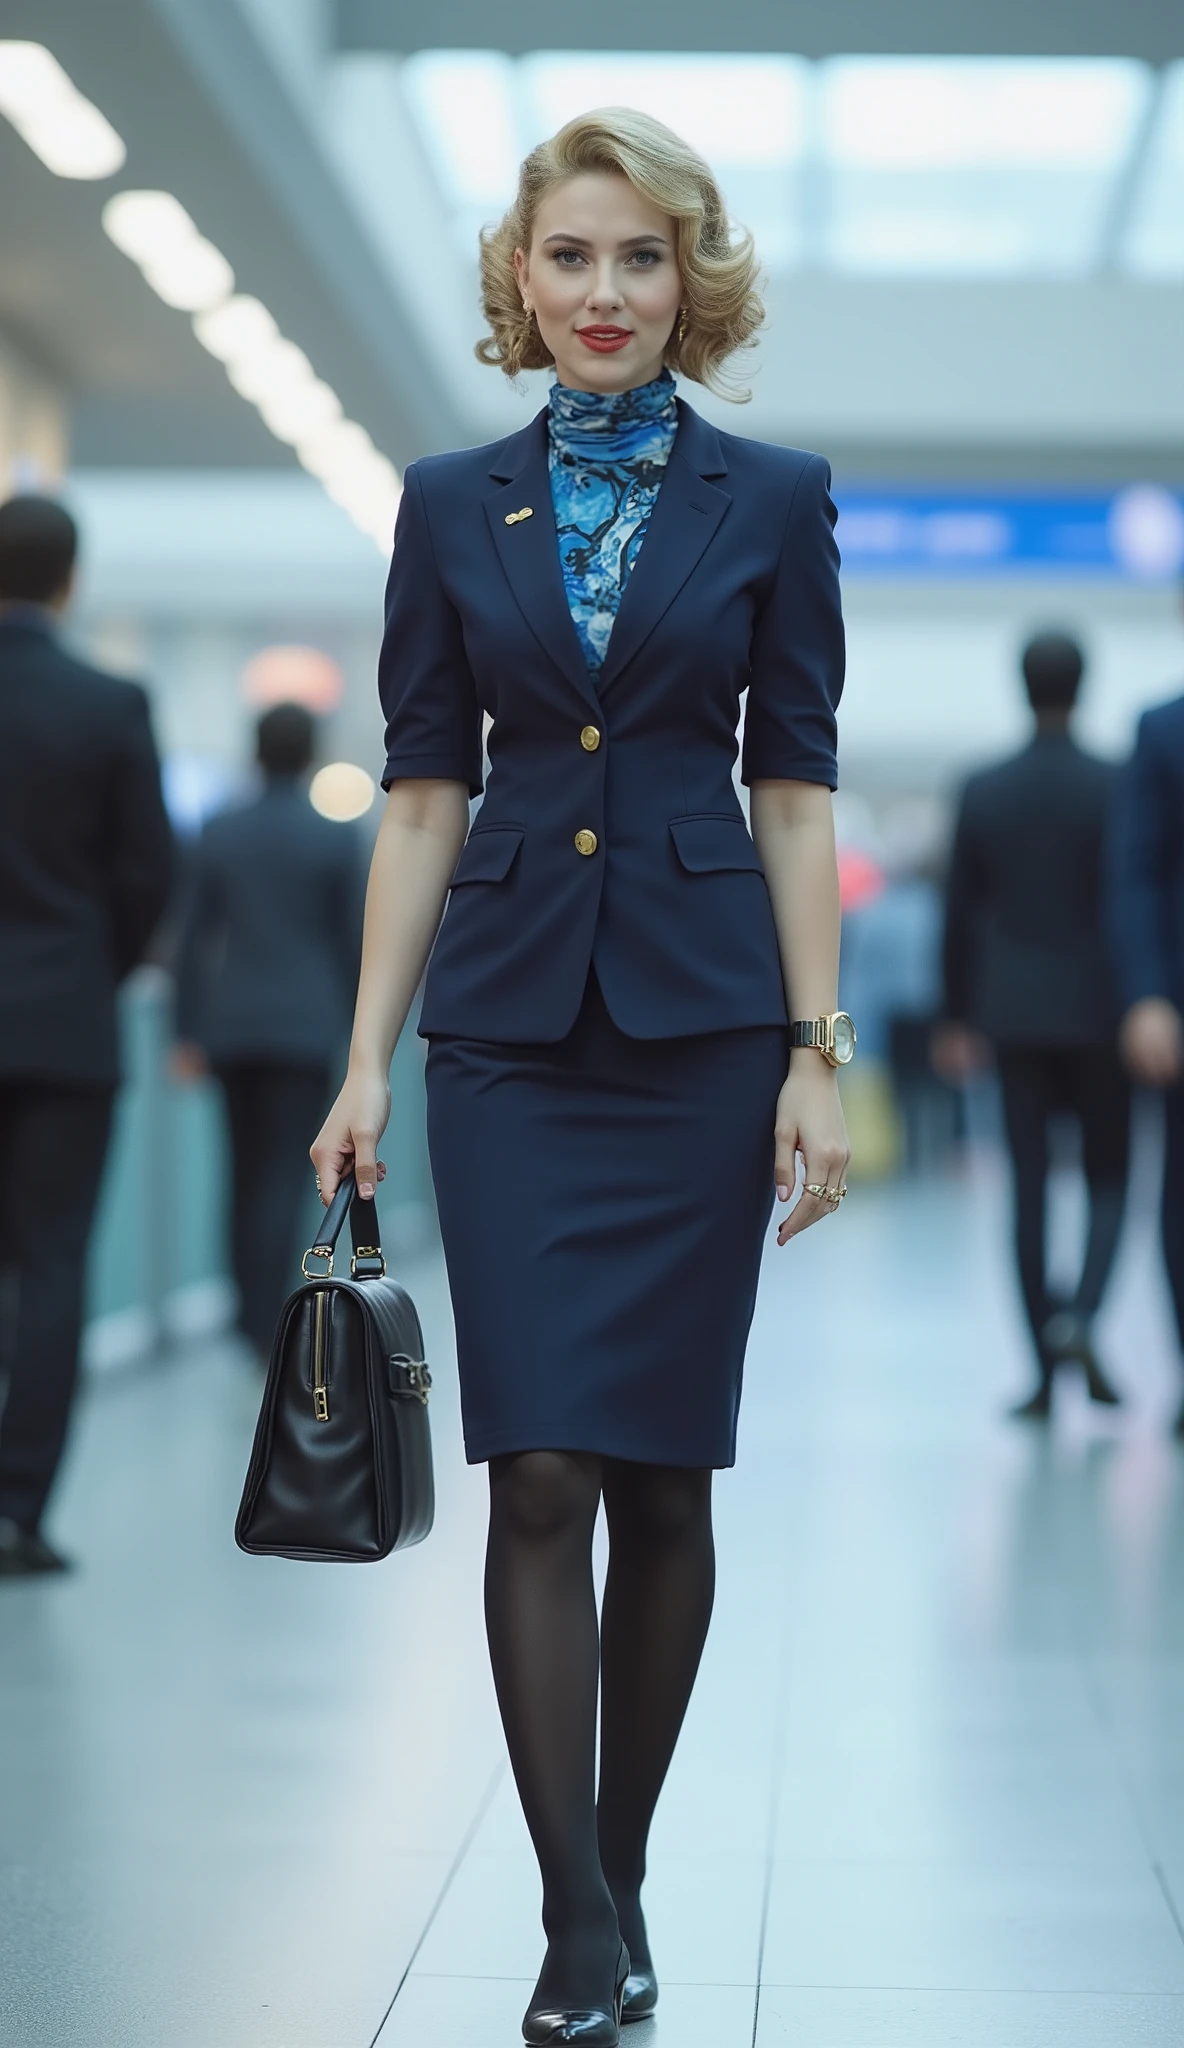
[804,1183,828,1199]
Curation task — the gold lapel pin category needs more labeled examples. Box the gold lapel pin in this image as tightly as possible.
[504,506,534,525]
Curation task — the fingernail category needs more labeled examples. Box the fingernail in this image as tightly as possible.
[776,1184,789,1201]
[359,1182,373,1199]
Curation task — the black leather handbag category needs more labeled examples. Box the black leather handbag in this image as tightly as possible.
[235,1176,434,1562]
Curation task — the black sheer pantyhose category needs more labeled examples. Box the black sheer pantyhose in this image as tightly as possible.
[485,1450,715,2007]
[597,1461,715,1970]
[486,1450,618,2007]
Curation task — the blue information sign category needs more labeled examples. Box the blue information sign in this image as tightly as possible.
[835,484,1184,580]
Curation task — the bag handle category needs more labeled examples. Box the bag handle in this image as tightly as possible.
[301,1174,386,1281]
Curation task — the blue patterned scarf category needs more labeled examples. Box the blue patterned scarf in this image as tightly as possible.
[547,369,678,675]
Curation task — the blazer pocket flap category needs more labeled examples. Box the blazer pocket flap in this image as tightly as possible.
[450,824,525,886]
[669,815,763,875]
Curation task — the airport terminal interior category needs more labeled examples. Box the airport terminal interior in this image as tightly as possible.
[3,1,1184,2042]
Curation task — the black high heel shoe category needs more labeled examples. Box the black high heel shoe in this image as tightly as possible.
[620,1961,658,2022]
[522,1943,630,2046]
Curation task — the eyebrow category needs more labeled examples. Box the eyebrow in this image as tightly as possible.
[539,232,670,251]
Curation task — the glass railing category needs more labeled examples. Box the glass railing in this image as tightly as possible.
[83,968,436,1370]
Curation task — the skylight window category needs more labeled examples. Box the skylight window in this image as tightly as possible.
[822,58,1150,276]
[400,50,519,255]
[400,51,1161,280]
[822,58,1146,170]
[401,50,808,266]
[522,54,809,268]
[1122,63,1184,278]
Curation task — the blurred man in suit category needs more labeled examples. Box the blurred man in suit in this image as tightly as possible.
[936,633,1128,1418]
[0,495,173,1573]
[1109,659,1184,1434]
[172,704,365,1363]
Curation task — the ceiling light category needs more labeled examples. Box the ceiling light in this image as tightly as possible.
[142,239,234,312]
[103,189,195,263]
[192,295,279,364]
[0,40,126,179]
[309,763,377,823]
[296,418,379,485]
[104,187,400,551]
[227,337,315,406]
[257,379,342,445]
[103,189,236,311]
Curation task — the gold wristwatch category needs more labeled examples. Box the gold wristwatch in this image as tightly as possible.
[789,1012,856,1067]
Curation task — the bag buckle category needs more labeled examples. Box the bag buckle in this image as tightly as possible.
[350,1245,387,1279]
[302,1245,334,1279]
[392,1354,432,1405]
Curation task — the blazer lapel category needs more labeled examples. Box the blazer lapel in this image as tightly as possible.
[485,414,598,710]
[597,404,731,693]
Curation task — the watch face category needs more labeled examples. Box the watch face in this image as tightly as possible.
[831,1013,856,1064]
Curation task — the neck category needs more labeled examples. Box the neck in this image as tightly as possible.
[552,364,671,397]
[1034,710,1072,736]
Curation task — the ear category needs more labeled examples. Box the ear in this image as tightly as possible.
[512,246,529,304]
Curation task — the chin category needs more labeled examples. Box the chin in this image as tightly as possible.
[557,348,660,394]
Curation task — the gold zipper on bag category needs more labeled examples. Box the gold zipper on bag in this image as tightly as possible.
[313,1290,330,1422]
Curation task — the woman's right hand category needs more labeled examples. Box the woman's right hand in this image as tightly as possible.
[310,1068,391,1206]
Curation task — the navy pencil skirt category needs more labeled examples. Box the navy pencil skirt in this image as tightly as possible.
[425,970,787,1468]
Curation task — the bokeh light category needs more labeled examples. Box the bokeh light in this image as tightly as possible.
[309,761,376,822]
[241,644,344,713]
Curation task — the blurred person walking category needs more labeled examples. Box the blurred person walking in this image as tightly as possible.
[172,704,364,1366]
[1109,643,1184,1435]
[936,633,1128,1418]
[0,494,172,1575]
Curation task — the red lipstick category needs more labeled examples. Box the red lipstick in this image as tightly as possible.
[576,326,632,353]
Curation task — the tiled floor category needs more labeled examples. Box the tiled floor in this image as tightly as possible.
[3,1152,1184,2046]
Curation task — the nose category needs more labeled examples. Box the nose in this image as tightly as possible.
[586,257,624,312]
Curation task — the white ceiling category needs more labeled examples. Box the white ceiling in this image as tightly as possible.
[2,1,1182,482]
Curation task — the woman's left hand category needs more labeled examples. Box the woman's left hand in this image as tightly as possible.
[773,1059,851,1244]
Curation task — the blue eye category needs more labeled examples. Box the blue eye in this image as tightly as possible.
[552,248,585,266]
[629,249,661,267]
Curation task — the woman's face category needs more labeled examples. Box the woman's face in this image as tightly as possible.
[515,172,682,394]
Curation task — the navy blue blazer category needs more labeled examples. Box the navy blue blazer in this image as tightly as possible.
[173,782,365,1064]
[943,735,1119,1047]
[379,398,845,1042]
[0,614,172,1086]
[1108,691,1184,1010]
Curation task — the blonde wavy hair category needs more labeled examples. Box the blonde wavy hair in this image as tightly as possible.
[476,107,765,399]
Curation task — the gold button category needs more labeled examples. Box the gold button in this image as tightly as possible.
[580,725,601,752]
[574,829,598,857]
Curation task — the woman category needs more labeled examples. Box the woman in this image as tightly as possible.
[312,108,851,2048]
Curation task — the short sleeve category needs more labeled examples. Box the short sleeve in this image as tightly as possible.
[378,464,484,796]
[741,453,845,790]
